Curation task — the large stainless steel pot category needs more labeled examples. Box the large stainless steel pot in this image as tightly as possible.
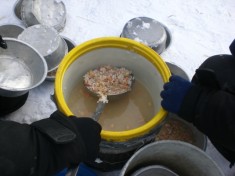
[120,141,225,176]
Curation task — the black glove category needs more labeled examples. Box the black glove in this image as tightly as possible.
[31,110,102,175]
[68,116,102,161]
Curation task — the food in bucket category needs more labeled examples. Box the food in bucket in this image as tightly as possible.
[68,79,154,131]
[83,65,134,103]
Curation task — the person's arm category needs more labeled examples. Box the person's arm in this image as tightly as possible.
[0,111,101,176]
[179,84,235,166]
[181,38,235,146]
[179,85,235,149]
[161,75,235,165]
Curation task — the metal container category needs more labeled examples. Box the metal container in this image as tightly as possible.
[0,24,24,38]
[18,24,68,72]
[46,36,76,81]
[21,0,66,32]
[62,36,76,52]
[162,25,172,52]
[0,38,48,97]
[13,0,23,21]
[131,165,178,176]
[156,113,207,151]
[120,141,225,176]
[121,17,170,54]
[166,62,189,80]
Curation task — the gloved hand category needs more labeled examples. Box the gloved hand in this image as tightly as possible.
[69,116,102,161]
[31,110,102,175]
[160,75,192,113]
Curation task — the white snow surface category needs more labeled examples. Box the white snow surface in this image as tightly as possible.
[0,0,235,175]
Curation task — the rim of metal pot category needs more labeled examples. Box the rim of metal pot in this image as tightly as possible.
[0,37,48,92]
[120,140,225,176]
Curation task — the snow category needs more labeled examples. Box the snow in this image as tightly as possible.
[0,0,235,175]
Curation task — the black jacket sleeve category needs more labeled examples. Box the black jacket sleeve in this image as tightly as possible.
[178,41,235,165]
[179,85,235,148]
[0,121,37,176]
[179,85,235,165]
[0,111,88,176]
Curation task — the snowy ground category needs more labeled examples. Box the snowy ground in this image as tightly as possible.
[0,0,235,175]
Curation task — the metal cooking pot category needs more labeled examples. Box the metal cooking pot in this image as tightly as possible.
[0,38,47,97]
[120,141,225,176]
[0,24,24,38]
[18,25,68,72]
[21,0,66,32]
[121,17,169,54]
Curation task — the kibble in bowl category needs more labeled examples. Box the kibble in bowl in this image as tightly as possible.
[155,113,207,150]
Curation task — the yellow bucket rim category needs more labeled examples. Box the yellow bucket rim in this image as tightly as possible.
[55,37,171,142]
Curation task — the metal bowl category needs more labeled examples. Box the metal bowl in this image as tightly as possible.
[21,0,66,32]
[166,62,189,80]
[0,24,25,38]
[121,17,170,54]
[0,38,48,97]
[61,36,76,52]
[162,24,172,52]
[18,24,68,72]
[120,141,225,176]
[156,113,207,151]
[46,36,75,81]
[13,0,23,21]
[46,37,68,72]
[131,165,178,176]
